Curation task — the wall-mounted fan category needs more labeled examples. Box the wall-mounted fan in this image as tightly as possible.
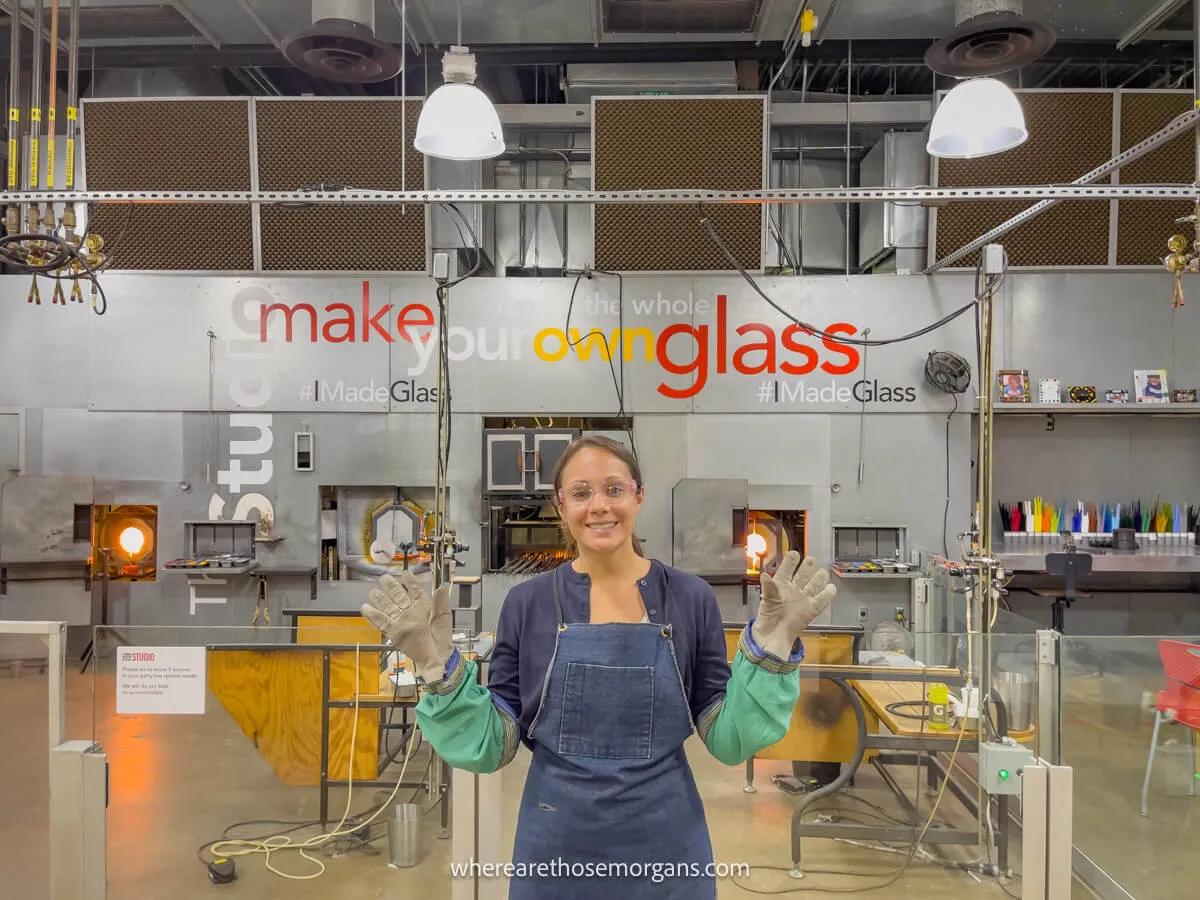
[925,350,972,396]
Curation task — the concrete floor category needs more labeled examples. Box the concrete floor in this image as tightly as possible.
[1,666,1116,900]
[1061,688,1199,900]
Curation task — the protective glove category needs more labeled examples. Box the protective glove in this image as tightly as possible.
[360,572,454,683]
[751,552,837,662]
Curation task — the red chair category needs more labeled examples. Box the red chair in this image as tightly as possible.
[1140,640,1200,816]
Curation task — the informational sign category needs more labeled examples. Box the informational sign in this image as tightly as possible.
[115,646,207,715]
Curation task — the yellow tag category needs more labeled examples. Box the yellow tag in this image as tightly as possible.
[30,138,39,184]
[66,140,75,186]
[31,108,41,122]
[8,108,18,122]
[46,138,55,189]
[48,108,56,122]
[7,139,16,186]
[67,107,77,121]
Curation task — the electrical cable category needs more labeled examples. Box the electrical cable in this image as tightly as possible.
[730,727,967,895]
[198,644,421,880]
[884,699,933,721]
[700,214,980,348]
[562,268,638,462]
[943,392,958,558]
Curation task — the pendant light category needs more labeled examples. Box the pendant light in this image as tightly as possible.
[413,1,504,161]
[926,78,1028,159]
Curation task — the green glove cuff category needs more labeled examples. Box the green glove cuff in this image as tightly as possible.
[420,648,466,694]
[744,621,805,674]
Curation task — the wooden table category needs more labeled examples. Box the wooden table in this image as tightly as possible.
[853,679,1037,744]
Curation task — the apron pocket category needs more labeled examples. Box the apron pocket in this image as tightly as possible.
[558,662,654,759]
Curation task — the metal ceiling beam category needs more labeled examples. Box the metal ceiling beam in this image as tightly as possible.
[1116,0,1190,51]
[0,0,68,54]
[407,0,439,48]
[5,38,1189,71]
[2,185,1196,206]
[388,0,424,55]
[493,99,932,131]
[925,108,1200,272]
[234,0,281,51]
[170,1,222,50]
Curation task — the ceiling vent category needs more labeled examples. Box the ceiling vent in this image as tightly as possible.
[925,0,1055,77]
[282,0,401,84]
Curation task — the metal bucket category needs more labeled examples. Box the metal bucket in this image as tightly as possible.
[993,671,1036,733]
[388,802,423,868]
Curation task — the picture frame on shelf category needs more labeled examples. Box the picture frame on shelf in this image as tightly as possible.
[1039,378,1062,403]
[1067,386,1097,403]
[1105,389,1130,405]
[1134,369,1169,403]
[1173,388,1197,403]
[998,369,1029,403]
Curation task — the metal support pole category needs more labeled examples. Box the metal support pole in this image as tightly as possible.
[1036,629,1061,765]
[1194,0,1199,185]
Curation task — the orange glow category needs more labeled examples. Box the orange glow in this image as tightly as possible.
[118,526,146,557]
[746,532,767,558]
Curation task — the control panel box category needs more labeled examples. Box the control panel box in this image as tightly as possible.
[978,741,1035,795]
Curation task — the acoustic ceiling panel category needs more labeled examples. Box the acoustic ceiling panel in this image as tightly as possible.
[82,99,253,270]
[1116,91,1194,267]
[255,99,426,271]
[593,96,764,271]
[934,91,1114,268]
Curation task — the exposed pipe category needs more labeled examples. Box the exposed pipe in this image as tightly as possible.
[44,0,58,200]
[1194,0,1199,185]
[6,2,21,235]
[63,0,80,240]
[26,0,44,222]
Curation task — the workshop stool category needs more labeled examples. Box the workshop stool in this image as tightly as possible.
[1141,640,1200,816]
[1042,552,1093,633]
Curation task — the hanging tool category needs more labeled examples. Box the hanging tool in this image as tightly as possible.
[252,575,270,627]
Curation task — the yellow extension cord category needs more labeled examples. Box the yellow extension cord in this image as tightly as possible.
[206,644,421,880]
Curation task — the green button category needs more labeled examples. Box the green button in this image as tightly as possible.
[999,769,1009,780]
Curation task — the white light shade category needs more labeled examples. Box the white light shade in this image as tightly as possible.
[926,79,1028,159]
[414,83,505,161]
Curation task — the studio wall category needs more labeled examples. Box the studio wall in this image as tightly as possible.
[1,269,1194,647]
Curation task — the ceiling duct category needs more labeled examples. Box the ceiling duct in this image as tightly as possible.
[564,62,739,104]
[88,68,229,98]
[282,0,401,84]
[601,0,765,34]
[925,0,1055,77]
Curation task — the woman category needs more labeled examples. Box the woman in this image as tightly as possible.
[361,436,837,898]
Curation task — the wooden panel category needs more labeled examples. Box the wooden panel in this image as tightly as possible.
[207,648,378,786]
[934,91,1113,268]
[255,99,426,272]
[725,629,874,764]
[296,613,380,647]
[83,99,253,270]
[594,97,764,271]
[1116,91,1195,266]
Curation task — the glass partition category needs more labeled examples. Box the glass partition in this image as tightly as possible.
[61,622,1045,899]
[1059,634,1200,900]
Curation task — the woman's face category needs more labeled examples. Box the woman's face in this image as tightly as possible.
[557,447,643,556]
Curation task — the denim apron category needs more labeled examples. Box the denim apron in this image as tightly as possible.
[509,564,717,899]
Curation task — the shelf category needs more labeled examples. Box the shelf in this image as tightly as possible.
[987,404,1200,416]
[0,558,92,596]
[833,571,919,581]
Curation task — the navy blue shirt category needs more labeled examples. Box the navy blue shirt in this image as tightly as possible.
[486,559,733,748]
